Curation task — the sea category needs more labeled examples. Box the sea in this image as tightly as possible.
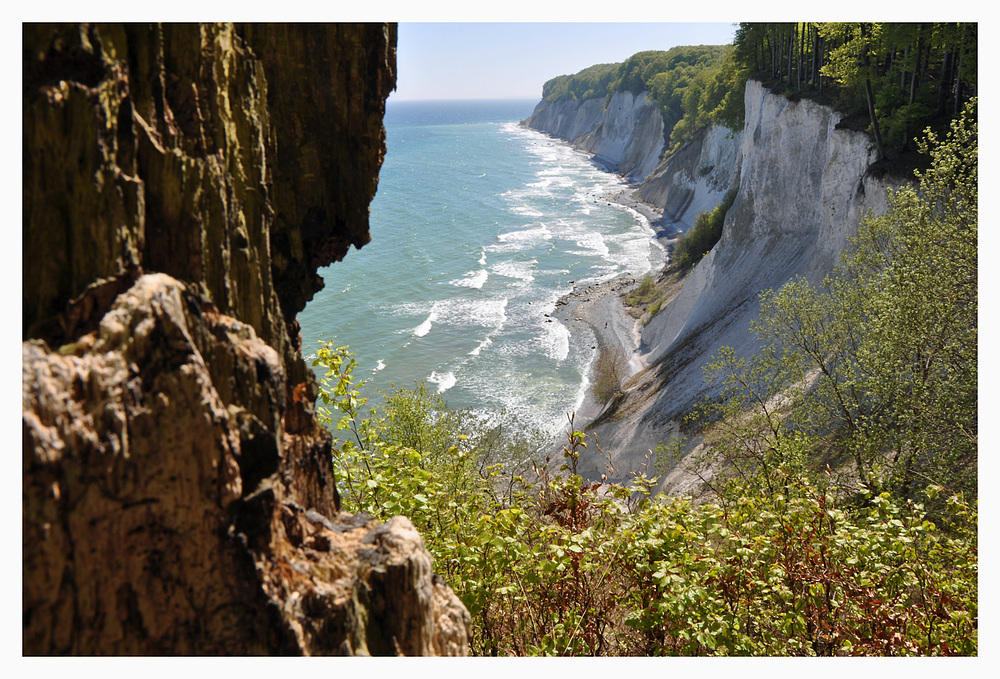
[299,98,666,439]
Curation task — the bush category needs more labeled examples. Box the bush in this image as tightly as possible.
[672,186,738,268]
[624,274,656,307]
[313,343,978,656]
[592,345,628,403]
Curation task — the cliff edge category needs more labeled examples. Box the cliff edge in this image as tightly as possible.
[22,23,470,655]
[527,80,899,487]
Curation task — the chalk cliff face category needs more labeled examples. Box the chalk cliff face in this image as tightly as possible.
[530,79,899,484]
[523,90,665,181]
[635,123,743,228]
[22,23,470,655]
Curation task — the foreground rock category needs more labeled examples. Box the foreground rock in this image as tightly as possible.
[22,23,470,655]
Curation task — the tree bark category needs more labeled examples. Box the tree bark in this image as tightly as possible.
[860,24,889,162]
[865,76,889,162]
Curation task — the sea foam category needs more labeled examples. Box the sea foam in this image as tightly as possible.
[469,336,493,356]
[450,269,489,289]
[413,311,437,337]
[428,370,457,393]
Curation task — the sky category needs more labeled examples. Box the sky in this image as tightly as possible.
[393,22,738,101]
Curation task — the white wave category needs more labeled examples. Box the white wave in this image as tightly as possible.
[375,359,386,371]
[486,224,552,254]
[428,370,457,393]
[406,297,508,330]
[571,231,610,258]
[413,311,437,337]
[490,259,536,283]
[450,298,507,328]
[478,248,487,266]
[511,205,544,217]
[526,175,573,194]
[450,269,488,289]
[541,319,570,362]
[571,360,592,415]
[469,336,493,356]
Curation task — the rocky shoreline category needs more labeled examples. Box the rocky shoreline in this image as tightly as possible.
[608,187,681,238]
[550,187,672,429]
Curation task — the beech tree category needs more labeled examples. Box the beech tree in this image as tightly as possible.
[818,22,890,161]
[732,22,977,158]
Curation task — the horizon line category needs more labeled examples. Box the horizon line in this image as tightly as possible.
[389,95,542,102]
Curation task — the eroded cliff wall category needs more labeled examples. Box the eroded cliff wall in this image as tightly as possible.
[583,79,899,483]
[523,90,665,181]
[22,22,470,655]
[635,123,743,228]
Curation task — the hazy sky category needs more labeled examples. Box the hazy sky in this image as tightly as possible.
[393,23,738,101]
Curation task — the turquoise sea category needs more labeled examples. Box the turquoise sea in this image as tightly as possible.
[299,98,665,437]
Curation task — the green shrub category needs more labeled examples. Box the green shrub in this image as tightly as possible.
[635,274,655,298]
[313,343,978,656]
[672,186,738,269]
[624,274,657,308]
[592,345,628,403]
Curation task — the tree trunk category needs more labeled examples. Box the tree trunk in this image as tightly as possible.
[775,31,781,82]
[954,44,964,114]
[937,47,951,117]
[818,35,825,93]
[901,26,927,152]
[811,29,820,88]
[768,33,775,79]
[860,24,889,163]
[798,22,805,90]
[900,46,909,90]
[955,23,971,115]
[786,28,793,85]
[865,76,889,162]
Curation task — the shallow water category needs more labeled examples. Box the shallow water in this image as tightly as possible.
[299,99,665,437]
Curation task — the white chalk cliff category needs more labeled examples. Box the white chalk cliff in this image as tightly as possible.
[523,90,665,181]
[635,123,743,229]
[525,79,900,487]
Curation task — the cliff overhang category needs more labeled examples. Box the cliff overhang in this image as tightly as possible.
[22,22,470,655]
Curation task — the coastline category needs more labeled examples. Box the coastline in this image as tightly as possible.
[551,187,673,431]
[586,158,681,239]
[551,274,641,425]
[607,186,678,238]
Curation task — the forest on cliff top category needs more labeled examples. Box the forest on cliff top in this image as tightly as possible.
[542,22,976,172]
